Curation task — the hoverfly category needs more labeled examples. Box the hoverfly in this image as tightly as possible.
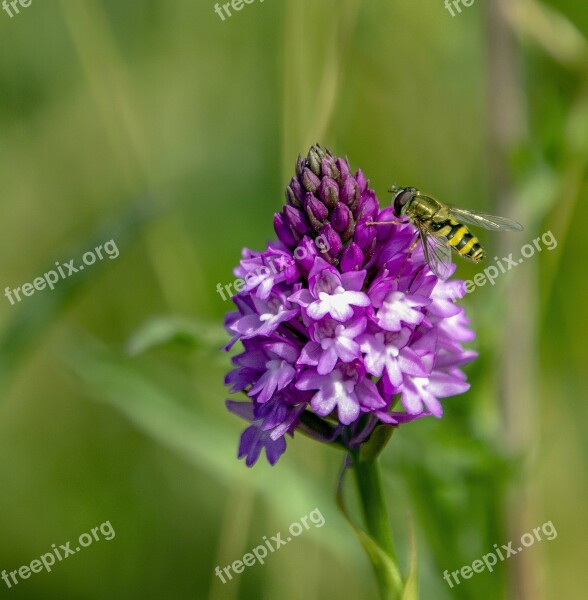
[369,186,523,280]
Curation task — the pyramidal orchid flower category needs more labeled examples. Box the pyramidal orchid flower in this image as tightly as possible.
[222,145,478,599]
[224,145,476,466]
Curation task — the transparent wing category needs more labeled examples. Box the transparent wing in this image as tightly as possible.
[416,222,453,280]
[447,206,523,231]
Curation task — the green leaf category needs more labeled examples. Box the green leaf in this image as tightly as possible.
[126,315,226,356]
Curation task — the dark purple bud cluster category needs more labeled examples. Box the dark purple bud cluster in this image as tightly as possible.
[275,145,379,271]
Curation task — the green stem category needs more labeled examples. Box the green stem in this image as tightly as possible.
[350,451,403,599]
[352,453,397,559]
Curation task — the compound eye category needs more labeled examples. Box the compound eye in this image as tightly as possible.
[393,189,411,216]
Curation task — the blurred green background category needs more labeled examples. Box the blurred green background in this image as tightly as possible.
[0,0,586,598]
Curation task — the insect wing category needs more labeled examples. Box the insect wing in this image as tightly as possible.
[416,222,453,280]
[447,206,523,231]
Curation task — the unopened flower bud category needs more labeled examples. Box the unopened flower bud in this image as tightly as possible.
[293,235,319,273]
[307,146,324,176]
[284,205,310,236]
[302,167,321,194]
[318,177,339,209]
[341,177,360,211]
[321,156,339,180]
[340,242,364,272]
[356,169,368,193]
[304,193,328,230]
[319,223,343,255]
[336,158,350,182]
[286,177,305,208]
[353,218,376,252]
[296,154,306,178]
[356,190,379,222]
[274,212,297,247]
[331,202,350,232]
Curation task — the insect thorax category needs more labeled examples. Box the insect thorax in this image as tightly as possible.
[408,194,445,222]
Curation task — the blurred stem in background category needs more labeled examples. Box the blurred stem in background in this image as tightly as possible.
[281,0,363,181]
[488,0,588,598]
[487,1,537,598]
[208,484,255,600]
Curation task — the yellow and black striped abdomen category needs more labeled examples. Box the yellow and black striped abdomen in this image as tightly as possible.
[434,218,485,262]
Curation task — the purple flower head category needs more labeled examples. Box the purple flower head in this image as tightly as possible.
[224,145,476,466]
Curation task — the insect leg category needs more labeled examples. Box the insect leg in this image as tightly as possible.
[366,220,409,226]
[395,232,420,281]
